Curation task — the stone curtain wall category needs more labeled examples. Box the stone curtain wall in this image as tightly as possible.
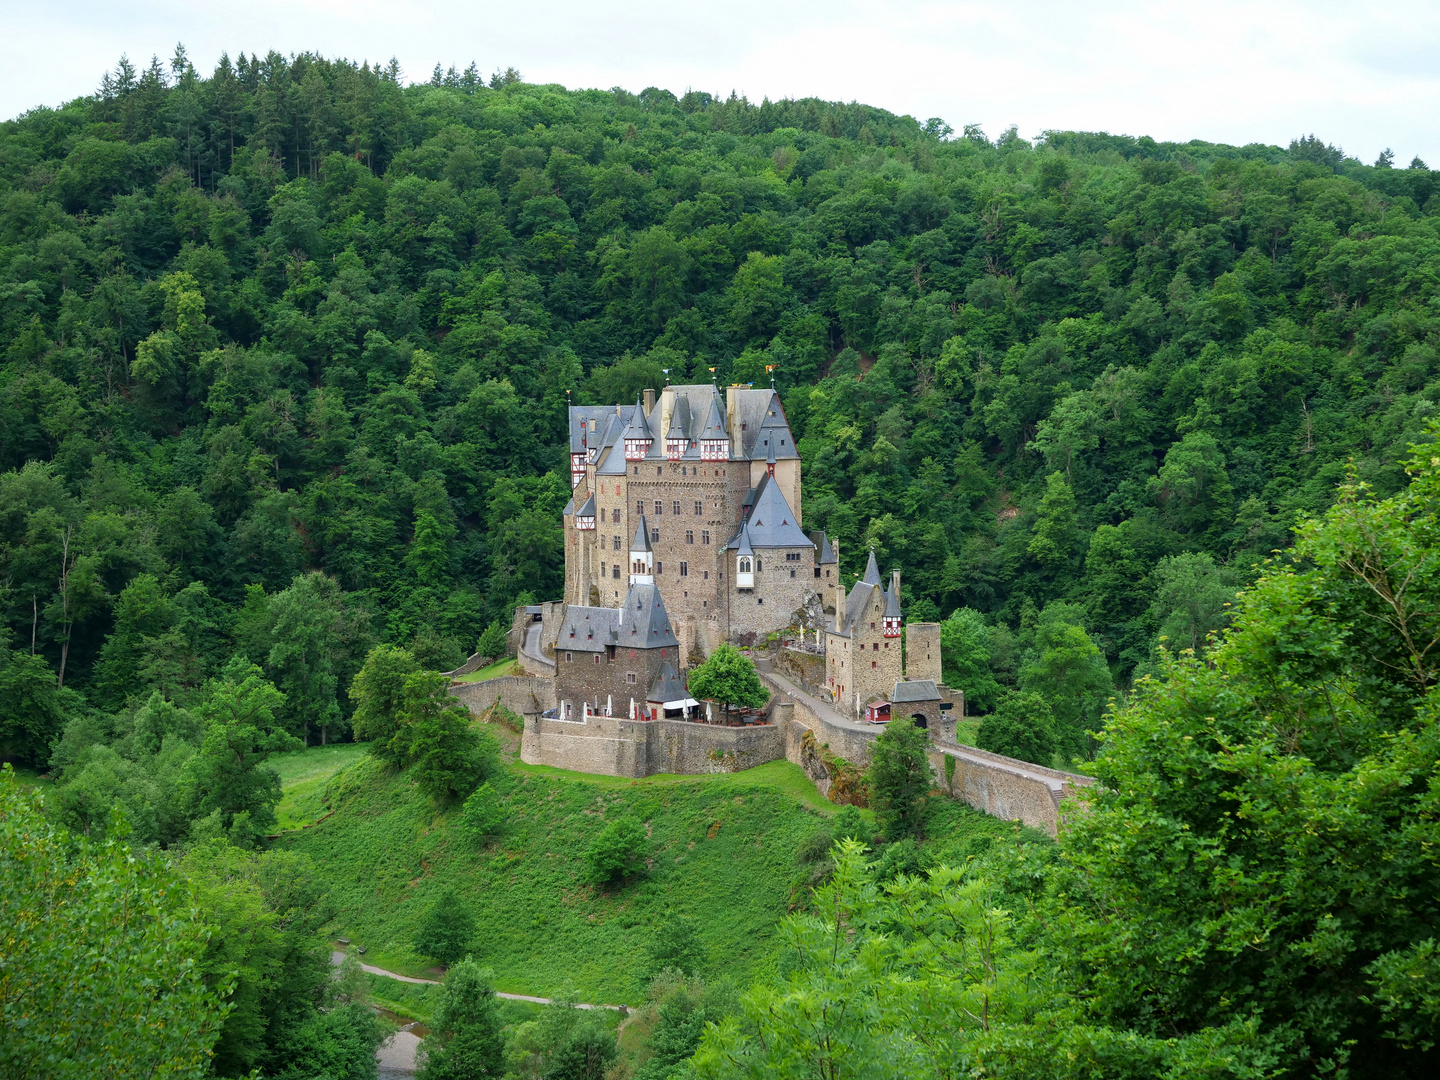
[929,743,1094,835]
[452,675,557,719]
[519,711,784,778]
[905,623,942,684]
[775,646,826,696]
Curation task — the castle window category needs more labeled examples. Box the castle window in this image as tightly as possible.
[686,530,694,544]
[613,536,620,550]
[873,643,878,651]
[612,509,620,523]
[694,500,703,515]
[702,600,707,607]
[651,528,659,542]
[786,552,801,561]
[657,466,663,476]
[703,571,709,580]
[680,561,688,576]
[655,500,663,515]
[627,672,637,684]
[738,556,752,574]
[672,500,681,516]
[790,570,796,578]
[872,661,877,669]
[755,558,762,571]
[637,501,644,515]
[815,567,821,578]
[702,530,710,545]
[656,561,663,574]
[613,566,620,578]
[594,655,601,665]
[566,652,572,662]
[758,597,764,604]
[601,562,606,576]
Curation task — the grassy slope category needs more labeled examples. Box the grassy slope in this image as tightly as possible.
[454,658,518,683]
[278,736,1031,1004]
[272,743,368,830]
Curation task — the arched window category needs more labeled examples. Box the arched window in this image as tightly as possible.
[738,556,752,574]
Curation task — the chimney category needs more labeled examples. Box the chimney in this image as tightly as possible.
[726,384,740,444]
[643,387,656,415]
[832,539,844,625]
[891,569,901,601]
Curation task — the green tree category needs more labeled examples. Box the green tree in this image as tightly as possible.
[400,670,495,806]
[585,815,648,886]
[1146,550,1239,656]
[976,690,1055,765]
[687,645,768,719]
[417,959,505,1080]
[456,782,506,845]
[0,769,231,1079]
[1018,604,1112,759]
[183,660,301,842]
[939,607,1002,712]
[476,619,509,659]
[867,717,932,841]
[350,644,422,763]
[646,912,708,979]
[1027,471,1084,574]
[415,888,477,967]
[0,644,69,766]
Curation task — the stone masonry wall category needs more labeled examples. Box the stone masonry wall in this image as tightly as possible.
[905,623,942,684]
[452,675,556,719]
[520,711,785,778]
[929,742,1094,837]
[775,647,825,696]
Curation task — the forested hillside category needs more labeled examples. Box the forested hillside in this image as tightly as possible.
[4,48,1440,757]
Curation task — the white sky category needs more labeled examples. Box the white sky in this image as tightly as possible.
[3,0,1437,166]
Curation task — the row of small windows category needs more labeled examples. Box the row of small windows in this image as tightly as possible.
[633,466,727,477]
[638,500,708,516]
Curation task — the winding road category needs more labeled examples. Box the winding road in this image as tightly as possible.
[331,951,625,1076]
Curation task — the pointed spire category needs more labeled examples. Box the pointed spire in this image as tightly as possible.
[862,549,881,585]
[631,514,652,553]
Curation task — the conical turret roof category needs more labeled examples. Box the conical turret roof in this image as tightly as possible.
[622,395,653,441]
[631,514,652,552]
[862,549,881,585]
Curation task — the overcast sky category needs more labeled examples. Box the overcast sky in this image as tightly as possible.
[3,0,1437,165]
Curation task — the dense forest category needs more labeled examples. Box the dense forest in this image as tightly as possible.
[3,44,1439,1080]
[4,47,1440,749]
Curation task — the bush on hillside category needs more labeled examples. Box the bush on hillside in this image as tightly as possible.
[400,671,498,807]
[456,783,506,845]
[866,719,932,841]
[476,621,509,660]
[646,912,707,979]
[416,958,504,1080]
[414,889,476,967]
[350,645,422,763]
[975,691,1056,765]
[586,816,648,886]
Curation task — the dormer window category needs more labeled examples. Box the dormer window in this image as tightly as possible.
[624,437,652,461]
[883,615,901,638]
[701,438,729,461]
[666,438,687,459]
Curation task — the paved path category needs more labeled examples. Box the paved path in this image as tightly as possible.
[331,951,625,1008]
[760,667,876,736]
[519,620,554,673]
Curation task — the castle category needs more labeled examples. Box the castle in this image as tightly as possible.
[557,384,940,723]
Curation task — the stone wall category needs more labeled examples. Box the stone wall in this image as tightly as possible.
[520,711,785,778]
[905,623,942,683]
[452,675,556,719]
[930,742,1094,837]
[775,646,825,695]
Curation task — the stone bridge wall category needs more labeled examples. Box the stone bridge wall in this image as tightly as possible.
[451,675,556,719]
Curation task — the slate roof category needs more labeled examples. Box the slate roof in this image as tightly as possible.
[576,492,596,520]
[595,408,633,475]
[892,679,940,703]
[732,389,800,461]
[558,605,621,652]
[665,396,691,440]
[811,531,837,564]
[726,473,813,550]
[631,514,652,553]
[862,549,882,585]
[884,582,901,618]
[621,395,653,442]
[617,582,678,648]
[569,406,616,454]
[647,661,688,704]
[699,395,727,442]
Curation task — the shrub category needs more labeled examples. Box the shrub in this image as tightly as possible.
[476,620,509,660]
[976,691,1055,765]
[646,911,707,978]
[585,816,647,886]
[414,889,475,967]
[416,958,504,1080]
[866,718,932,841]
[456,783,505,845]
